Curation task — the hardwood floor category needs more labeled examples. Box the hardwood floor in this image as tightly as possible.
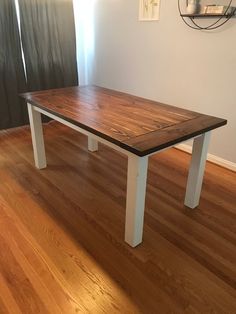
[0,121,235,314]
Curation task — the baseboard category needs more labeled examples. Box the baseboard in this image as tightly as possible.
[175,143,236,172]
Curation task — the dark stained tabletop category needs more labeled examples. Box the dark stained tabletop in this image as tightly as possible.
[21,85,227,156]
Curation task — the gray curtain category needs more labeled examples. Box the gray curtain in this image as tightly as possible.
[18,0,78,91]
[0,0,28,130]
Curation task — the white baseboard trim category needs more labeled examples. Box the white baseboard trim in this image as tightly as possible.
[175,143,236,172]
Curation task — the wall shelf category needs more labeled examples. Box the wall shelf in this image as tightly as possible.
[178,0,236,29]
[181,13,236,19]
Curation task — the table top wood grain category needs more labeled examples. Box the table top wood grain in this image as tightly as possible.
[21,85,227,156]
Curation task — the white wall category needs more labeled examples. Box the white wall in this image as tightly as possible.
[87,0,236,163]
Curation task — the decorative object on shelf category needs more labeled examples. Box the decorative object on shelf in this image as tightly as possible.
[204,5,236,14]
[139,0,161,21]
[186,0,200,14]
[178,0,236,30]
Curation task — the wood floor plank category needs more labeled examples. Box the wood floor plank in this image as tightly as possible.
[0,272,22,314]
[0,121,235,313]
[0,233,49,313]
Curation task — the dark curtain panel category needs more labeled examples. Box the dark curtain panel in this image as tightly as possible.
[18,0,78,91]
[0,0,28,130]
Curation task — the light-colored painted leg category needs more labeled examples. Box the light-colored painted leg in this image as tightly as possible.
[184,132,211,208]
[88,137,98,152]
[27,103,47,169]
[125,155,148,247]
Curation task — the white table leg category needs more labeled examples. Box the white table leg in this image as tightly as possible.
[184,132,211,208]
[88,137,98,152]
[27,103,47,169]
[125,155,148,247]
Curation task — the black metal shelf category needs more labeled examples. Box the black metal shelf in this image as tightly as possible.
[181,13,235,19]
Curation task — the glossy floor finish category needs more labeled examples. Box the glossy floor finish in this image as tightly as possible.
[0,121,235,313]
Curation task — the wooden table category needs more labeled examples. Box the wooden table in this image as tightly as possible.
[21,86,227,247]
